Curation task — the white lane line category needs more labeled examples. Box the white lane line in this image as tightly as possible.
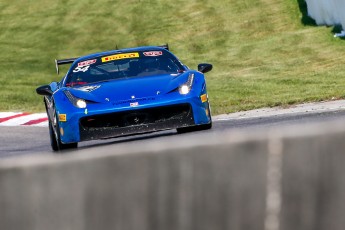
[264,135,283,230]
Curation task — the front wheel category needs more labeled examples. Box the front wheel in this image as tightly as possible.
[49,120,59,151]
[49,111,78,152]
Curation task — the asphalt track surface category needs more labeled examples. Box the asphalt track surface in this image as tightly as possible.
[2,108,345,158]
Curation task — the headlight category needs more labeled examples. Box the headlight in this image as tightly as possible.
[179,73,194,95]
[64,91,87,108]
[76,99,87,108]
[179,85,190,95]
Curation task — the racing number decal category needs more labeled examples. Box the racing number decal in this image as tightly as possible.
[74,59,96,72]
[102,53,139,63]
[73,65,90,73]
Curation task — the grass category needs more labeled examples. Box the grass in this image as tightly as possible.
[1,0,345,114]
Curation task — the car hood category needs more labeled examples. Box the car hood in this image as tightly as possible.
[67,72,191,103]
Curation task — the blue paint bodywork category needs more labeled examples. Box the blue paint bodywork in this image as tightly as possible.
[41,46,212,145]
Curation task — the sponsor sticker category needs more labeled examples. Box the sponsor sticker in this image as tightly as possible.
[59,114,67,122]
[200,94,208,103]
[78,59,96,67]
[77,85,101,92]
[102,52,139,63]
[143,51,163,56]
[130,102,139,107]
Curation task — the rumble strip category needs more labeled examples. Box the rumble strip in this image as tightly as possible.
[0,112,48,127]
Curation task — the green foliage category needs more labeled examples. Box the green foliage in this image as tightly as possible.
[1,0,345,114]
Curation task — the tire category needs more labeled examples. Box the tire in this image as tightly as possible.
[49,109,78,152]
[49,120,59,151]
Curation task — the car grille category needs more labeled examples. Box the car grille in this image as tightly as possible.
[79,104,194,141]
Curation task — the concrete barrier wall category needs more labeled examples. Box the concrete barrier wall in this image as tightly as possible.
[1,120,345,230]
[280,128,345,230]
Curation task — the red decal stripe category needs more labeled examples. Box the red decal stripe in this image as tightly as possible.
[0,113,30,123]
[22,117,49,126]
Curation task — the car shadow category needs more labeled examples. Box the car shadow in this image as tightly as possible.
[75,130,178,151]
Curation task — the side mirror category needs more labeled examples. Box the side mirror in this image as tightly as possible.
[36,85,53,96]
[198,63,213,73]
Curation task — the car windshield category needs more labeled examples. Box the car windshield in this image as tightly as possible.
[65,50,185,87]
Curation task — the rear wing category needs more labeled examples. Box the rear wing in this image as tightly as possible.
[158,44,169,51]
[54,44,169,74]
[55,58,78,74]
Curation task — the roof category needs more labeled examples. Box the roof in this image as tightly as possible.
[55,45,171,74]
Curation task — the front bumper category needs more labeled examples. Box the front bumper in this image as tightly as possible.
[57,92,211,144]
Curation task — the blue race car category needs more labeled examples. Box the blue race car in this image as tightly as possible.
[36,45,213,151]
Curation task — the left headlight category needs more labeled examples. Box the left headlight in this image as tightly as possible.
[179,73,194,95]
[64,91,87,108]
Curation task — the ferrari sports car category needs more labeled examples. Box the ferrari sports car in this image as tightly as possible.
[36,45,213,151]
